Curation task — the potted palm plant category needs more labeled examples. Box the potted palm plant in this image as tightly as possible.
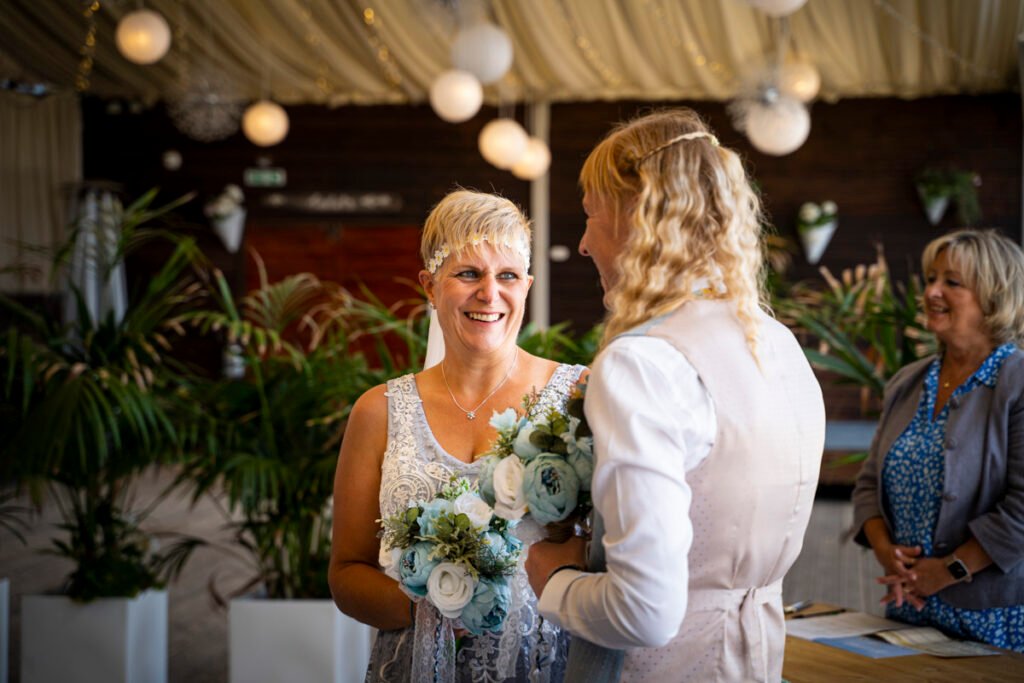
[0,189,203,683]
[179,264,420,683]
[774,247,937,471]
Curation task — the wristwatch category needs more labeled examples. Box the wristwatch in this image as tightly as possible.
[945,555,972,583]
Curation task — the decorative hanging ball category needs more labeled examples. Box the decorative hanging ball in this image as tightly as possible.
[115,9,172,64]
[451,22,514,85]
[242,100,290,147]
[510,137,551,180]
[744,96,810,156]
[429,70,484,123]
[780,60,821,102]
[478,118,528,169]
[745,0,808,17]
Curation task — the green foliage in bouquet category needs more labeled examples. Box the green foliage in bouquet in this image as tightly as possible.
[0,189,203,601]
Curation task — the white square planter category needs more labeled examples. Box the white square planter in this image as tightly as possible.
[21,589,167,683]
[230,598,375,683]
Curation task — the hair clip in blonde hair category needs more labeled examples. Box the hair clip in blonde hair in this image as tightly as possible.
[425,234,531,274]
[637,131,720,163]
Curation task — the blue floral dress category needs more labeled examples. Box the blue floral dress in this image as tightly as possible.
[882,343,1024,651]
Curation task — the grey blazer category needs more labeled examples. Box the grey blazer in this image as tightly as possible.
[852,348,1024,609]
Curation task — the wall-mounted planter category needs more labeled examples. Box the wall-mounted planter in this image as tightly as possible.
[799,219,838,265]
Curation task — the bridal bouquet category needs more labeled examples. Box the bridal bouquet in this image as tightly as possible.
[379,477,522,635]
[477,388,593,537]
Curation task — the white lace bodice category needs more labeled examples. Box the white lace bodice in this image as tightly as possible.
[368,362,584,683]
[378,363,584,517]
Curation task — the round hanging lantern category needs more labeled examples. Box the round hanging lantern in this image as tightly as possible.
[745,0,808,17]
[745,96,810,156]
[429,70,483,123]
[451,22,514,85]
[780,60,821,102]
[242,100,289,147]
[511,137,551,180]
[115,9,172,65]
[478,119,528,169]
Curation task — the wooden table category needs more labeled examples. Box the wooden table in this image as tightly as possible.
[783,628,1024,682]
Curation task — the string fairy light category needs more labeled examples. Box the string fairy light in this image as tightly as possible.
[873,0,1003,83]
[296,0,336,100]
[653,0,738,91]
[360,7,403,90]
[76,1,100,92]
[558,0,622,89]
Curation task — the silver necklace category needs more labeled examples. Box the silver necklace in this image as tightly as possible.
[441,349,518,420]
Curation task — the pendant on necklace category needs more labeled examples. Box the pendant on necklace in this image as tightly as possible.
[466,411,476,420]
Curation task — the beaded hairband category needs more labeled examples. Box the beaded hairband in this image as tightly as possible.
[636,131,720,163]
[425,233,531,275]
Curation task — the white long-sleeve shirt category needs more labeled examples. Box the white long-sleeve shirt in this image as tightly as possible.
[537,334,716,648]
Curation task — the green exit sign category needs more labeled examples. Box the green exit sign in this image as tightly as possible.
[244,167,287,187]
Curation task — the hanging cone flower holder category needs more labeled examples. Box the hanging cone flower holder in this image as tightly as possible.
[213,207,246,253]
[916,185,949,226]
[799,219,837,265]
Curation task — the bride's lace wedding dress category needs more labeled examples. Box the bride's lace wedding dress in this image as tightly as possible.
[365,363,585,683]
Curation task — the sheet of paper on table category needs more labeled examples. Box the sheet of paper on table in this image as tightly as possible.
[874,627,999,657]
[786,612,905,640]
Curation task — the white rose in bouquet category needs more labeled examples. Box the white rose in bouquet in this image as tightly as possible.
[492,456,529,520]
[427,562,477,618]
[821,200,837,216]
[452,491,493,532]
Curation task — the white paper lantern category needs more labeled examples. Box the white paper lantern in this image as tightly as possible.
[478,119,528,169]
[115,9,172,65]
[242,100,289,147]
[451,23,514,85]
[429,70,483,123]
[511,137,551,180]
[745,0,808,17]
[745,96,810,156]
[780,61,821,103]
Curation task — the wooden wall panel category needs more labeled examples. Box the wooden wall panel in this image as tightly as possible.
[546,94,1022,332]
[80,93,1021,340]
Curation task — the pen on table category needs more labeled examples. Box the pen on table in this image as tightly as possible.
[783,599,813,615]
[791,608,847,619]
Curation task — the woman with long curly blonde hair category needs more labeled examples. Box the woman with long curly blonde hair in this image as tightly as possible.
[526,109,825,683]
[582,108,767,355]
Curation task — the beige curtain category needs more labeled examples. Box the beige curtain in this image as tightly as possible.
[0,91,82,294]
[0,0,1020,106]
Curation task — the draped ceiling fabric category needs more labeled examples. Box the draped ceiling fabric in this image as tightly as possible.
[0,0,1020,107]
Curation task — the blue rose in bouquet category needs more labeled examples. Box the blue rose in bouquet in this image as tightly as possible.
[460,577,513,635]
[523,454,581,525]
[417,497,455,537]
[478,387,594,535]
[476,455,501,507]
[399,541,439,596]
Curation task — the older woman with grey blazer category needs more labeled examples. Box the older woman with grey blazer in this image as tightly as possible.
[852,229,1024,651]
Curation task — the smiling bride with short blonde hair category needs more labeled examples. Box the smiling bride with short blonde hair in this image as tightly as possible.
[330,188,586,682]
